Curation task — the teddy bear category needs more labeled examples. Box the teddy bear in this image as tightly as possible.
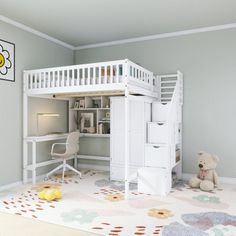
[189,151,219,191]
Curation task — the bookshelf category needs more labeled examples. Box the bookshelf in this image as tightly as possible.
[71,96,110,136]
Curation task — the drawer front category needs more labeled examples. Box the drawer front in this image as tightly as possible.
[148,122,168,143]
[152,102,170,122]
[148,122,174,144]
[145,145,169,168]
[138,167,169,195]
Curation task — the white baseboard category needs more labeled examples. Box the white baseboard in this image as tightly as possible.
[78,163,109,172]
[0,174,46,191]
[0,181,22,191]
[182,173,236,184]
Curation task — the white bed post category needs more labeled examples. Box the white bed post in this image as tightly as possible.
[68,98,78,169]
[23,71,28,184]
[124,59,130,200]
[178,71,183,179]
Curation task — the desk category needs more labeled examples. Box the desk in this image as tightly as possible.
[23,133,69,184]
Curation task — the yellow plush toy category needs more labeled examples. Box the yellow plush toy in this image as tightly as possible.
[38,188,62,201]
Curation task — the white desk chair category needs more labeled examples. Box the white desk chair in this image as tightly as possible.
[46,131,81,181]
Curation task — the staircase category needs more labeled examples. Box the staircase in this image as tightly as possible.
[137,71,183,196]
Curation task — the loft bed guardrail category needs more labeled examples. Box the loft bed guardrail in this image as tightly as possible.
[23,59,158,97]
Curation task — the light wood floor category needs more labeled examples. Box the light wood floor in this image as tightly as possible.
[0,212,100,236]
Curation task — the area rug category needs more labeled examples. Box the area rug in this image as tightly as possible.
[0,211,97,236]
[0,169,235,236]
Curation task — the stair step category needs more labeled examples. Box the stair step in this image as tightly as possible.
[161,92,173,95]
[161,80,176,84]
[161,85,175,88]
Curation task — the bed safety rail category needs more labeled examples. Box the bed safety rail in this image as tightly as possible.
[23,59,157,96]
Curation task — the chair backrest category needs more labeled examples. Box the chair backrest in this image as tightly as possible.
[65,131,80,156]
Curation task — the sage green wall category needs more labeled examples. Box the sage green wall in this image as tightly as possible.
[0,20,73,186]
[75,29,236,178]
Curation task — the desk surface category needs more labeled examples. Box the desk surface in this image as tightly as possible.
[25,133,68,142]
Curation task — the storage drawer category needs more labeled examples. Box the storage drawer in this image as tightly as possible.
[145,144,169,168]
[152,102,170,122]
[138,167,171,195]
[148,122,172,143]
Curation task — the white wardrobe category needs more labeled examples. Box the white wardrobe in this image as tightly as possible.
[110,96,153,181]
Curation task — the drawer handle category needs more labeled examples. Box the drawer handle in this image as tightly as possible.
[157,123,164,125]
[153,146,160,148]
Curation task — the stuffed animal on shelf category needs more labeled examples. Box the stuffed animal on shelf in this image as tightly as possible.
[38,188,62,201]
[189,151,219,191]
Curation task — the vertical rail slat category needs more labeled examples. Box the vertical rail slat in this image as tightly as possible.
[98,67,101,84]
[110,65,113,83]
[74,69,77,86]
[88,67,91,85]
[34,73,37,89]
[77,69,80,86]
[52,71,55,87]
[39,72,42,88]
[116,65,119,83]
[42,72,44,88]
[56,71,60,87]
[82,68,85,85]
[29,73,32,89]
[62,69,65,86]
[93,67,96,85]
[66,70,69,86]
[71,69,75,86]
[104,66,107,84]
[44,72,47,88]
[48,72,50,87]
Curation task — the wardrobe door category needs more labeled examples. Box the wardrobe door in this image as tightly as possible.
[129,100,145,167]
[110,97,125,165]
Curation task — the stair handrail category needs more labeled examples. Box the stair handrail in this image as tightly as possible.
[164,74,181,145]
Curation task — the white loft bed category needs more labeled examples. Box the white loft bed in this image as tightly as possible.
[23,59,183,199]
[23,59,158,98]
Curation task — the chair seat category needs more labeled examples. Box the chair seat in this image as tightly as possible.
[51,152,66,158]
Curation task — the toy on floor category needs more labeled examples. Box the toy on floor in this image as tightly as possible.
[189,151,219,191]
[38,188,62,201]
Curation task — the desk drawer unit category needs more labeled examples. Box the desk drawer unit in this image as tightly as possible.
[145,144,169,168]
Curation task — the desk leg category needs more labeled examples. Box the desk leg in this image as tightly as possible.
[23,140,28,184]
[32,141,36,184]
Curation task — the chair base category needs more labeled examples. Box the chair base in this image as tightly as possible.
[46,159,82,181]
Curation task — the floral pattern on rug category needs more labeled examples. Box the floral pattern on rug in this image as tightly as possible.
[173,194,229,210]
[162,222,208,236]
[105,193,124,202]
[181,212,236,230]
[0,169,236,236]
[1,189,57,219]
[192,194,220,203]
[61,209,98,224]
[148,208,174,219]
[31,182,61,192]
